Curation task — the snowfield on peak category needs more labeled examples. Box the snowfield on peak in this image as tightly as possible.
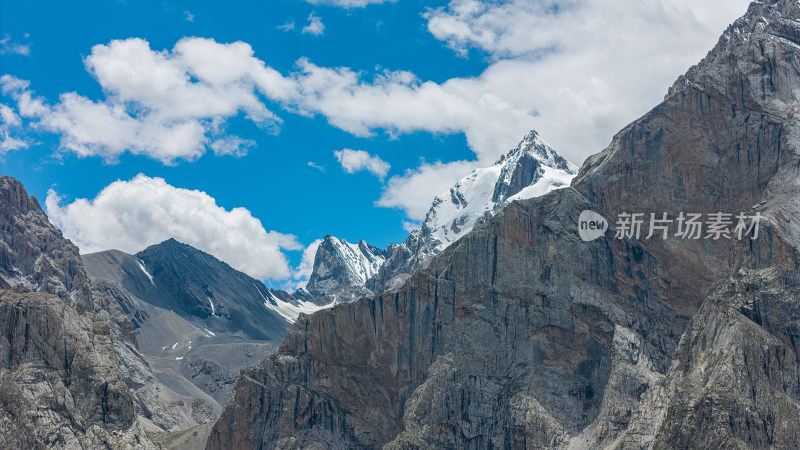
[423,130,577,252]
[324,237,386,285]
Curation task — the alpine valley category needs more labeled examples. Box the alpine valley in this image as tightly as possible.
[2,1,800,449]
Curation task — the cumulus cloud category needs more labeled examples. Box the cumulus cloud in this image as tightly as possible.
[0,37,533,166]
[302,12,325,36]
[286,59,535,163]
[0,35,30,56]
[377,160,475,221]
[0,38,288,163]
[421,0,751,163]
[45,174,302,280]
[334,148,390,179]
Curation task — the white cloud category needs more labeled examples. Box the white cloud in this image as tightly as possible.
[210,136,256,156]
[402,220,420,233]
[293,239,323,285]
[377,160,475,221]
[0,103,21,127]
[307,161,325,171]
[45,174,302,280]
[421,0,751,163]
[0,103,28,154]
[278,21,296,32]
[286,59,535,163]
[0,35,30,56]
[304,0,394,7]
[0,38,288,164]
[334,148,390,179]
[302,12,325,36]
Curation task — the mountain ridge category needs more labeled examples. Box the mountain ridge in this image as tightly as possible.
[208,0,800,448]
[304,130,577,304]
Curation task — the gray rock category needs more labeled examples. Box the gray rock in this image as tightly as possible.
[305,235,388,305]
[0,175,210,441]
[208,1,800,448]
[0,286,150,449]
[82,243,294,409]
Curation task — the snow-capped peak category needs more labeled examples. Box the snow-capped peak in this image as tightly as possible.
[421,130,577,252]
[304,235,388,300]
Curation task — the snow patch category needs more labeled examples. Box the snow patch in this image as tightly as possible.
[137,260,156,287]
[255,284,329,323]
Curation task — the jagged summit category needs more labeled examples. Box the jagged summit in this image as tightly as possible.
[421,129,577,252]
[304,234,388,304]
[303,130,577,302]
[367,129,577,293]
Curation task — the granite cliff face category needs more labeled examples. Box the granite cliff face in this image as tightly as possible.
[0,286,150,449]
[0,176,158,447]
[209,1,800,448]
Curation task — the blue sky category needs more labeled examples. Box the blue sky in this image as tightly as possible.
[0,0,750,287]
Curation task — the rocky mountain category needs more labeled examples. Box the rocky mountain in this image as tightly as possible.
[304,131,577,304]
[0,285,151,449]
[82,241,321,409]
[208,1,800,448]
[0,175,158,447]
[369,130,577,293]
[304,235,389,304]
[87,239,291,341]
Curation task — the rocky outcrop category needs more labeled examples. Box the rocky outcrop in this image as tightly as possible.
[209,1,800,448]
[305,235,389,304]
[0,175,216,440]
[0,285,149,448]
[0,176,93,309]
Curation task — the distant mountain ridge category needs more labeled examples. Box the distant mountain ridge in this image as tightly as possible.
[82,238,325,408]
